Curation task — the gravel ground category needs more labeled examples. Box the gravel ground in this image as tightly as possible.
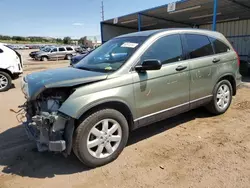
[0,50,250,188]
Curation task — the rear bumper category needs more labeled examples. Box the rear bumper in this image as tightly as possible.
[236,74,242,89]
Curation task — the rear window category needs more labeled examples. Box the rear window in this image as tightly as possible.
[184,34,214,59]
[209,37,230,54]
[0,48,3,53]
[66,47,73,51]
[59,47,66,52]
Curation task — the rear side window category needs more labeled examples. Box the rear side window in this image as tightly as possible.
[141,34,183,65]
[209,37,230,54]
[184,34,214,59]
[66,47,73,51]
[59,47,66,52]
[0,48,3,53]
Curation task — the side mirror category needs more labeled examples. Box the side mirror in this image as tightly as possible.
[135,59,162,72]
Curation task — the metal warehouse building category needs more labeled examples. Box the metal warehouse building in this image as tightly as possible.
[101,0,250,61]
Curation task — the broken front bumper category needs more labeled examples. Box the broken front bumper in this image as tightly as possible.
[23,110,74,155]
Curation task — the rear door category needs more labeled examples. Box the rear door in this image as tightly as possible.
[182,33,216,108]
[133,34,190,126]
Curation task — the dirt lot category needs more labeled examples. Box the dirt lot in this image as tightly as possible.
[1,50,250,188]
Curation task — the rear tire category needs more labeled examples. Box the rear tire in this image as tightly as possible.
[73,109,129,167]
[0,71,12,92]
[206,80,233,115]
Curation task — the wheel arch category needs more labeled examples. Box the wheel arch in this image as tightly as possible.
[0,68,13,79]
[216,73,236,96]
[77,100,135,131]
[41,55,49,60]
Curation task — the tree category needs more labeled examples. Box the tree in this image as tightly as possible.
[63,37,71,44]
[78,36,88,46]
[12,36,26,41]
[0,35,11,40]
[56,38,63,43]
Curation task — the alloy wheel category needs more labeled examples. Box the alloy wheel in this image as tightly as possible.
[216,84,231,110]
[87,119,122,159]
[0,74,8,90]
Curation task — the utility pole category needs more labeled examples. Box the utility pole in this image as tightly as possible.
[101,1,104,21]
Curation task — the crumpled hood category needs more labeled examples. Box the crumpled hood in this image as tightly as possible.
[25,67,108,99]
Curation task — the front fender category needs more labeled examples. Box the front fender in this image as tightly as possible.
[58,84,135,120]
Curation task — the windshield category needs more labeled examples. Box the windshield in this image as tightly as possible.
[43,47,51,52]
[74,36,146,72]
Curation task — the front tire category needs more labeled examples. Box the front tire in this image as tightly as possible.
[73,109,129,167]
[0,71,12,92]
[41,56,48,61]
[206,80,233,115]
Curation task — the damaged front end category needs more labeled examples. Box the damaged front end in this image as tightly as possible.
[22,88,75,156]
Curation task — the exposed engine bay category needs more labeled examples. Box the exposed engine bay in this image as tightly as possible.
[23,88,74,155]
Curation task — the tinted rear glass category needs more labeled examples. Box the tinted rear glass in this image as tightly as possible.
[209,37,230,54]
[59,47,66,52]
[66,47,73,51]
[185,34,214,59]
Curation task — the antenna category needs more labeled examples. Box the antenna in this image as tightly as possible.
[101,1,104,21]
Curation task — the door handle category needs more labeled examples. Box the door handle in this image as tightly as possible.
[176,65,187,71]
[212,58,221,63]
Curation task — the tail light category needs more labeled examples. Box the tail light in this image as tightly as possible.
[234,49,240,66]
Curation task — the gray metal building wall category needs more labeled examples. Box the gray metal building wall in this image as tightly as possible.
[102,24,137,43]
[200,19,250,60]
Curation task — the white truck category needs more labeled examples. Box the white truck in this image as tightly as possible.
[0,44,23,91]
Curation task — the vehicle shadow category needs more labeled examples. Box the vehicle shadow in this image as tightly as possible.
[128,107,210,146]
[0,108,211,178]
[0,126,89,178]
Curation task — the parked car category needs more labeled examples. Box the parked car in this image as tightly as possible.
[21,29,241,167]
[29,46,54,59]
[70,50,94,65]
[0,44,23,91]
[70,54,87,65]
[34,46,76,61]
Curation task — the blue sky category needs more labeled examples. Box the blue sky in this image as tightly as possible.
[0,0,172,38]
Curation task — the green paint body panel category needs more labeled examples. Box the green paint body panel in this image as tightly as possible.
[25,29,242,129]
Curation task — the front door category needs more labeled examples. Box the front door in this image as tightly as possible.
[133,34,190,127]
[49,48,59,60]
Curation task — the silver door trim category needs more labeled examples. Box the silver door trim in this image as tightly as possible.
[134,95,213,122]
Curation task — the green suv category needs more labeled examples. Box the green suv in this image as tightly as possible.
[21,29,241,167]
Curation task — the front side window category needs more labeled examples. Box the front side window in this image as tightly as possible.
[141,34,183,65]
[184,34,214,59]
[0,48,3,53]
[59,47,66,52]
[51,48,58,52]
[75,36,146,72]
[209,37,230,54]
